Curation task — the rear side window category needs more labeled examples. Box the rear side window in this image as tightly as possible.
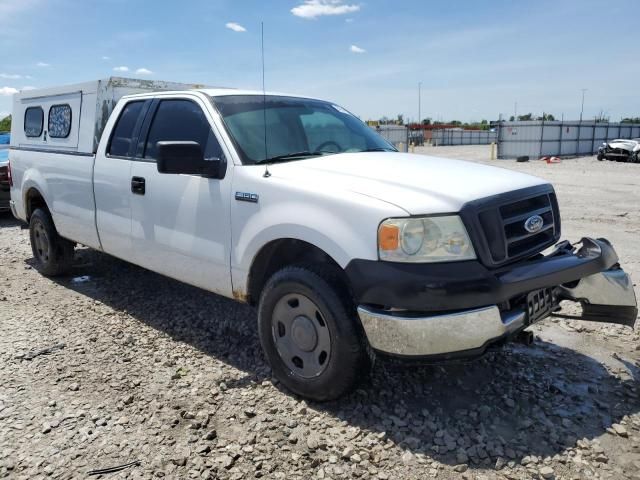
[144,99,224,160]
[48,104,72,138]
[24,107,44,137]
[108,101,145,157]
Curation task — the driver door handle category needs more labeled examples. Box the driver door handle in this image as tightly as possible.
[131,176,146,195]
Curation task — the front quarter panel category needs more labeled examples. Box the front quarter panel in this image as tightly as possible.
[230,165,407,295]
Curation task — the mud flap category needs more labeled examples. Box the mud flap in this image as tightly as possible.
[556,268,638,328]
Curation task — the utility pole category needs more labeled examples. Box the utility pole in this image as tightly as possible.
[580,88,587,121]
[418,82,422,126]
[514,101,517,120]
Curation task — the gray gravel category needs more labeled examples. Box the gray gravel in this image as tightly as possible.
[1,150,640,479]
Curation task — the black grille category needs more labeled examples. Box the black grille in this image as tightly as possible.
[461,185,561,268]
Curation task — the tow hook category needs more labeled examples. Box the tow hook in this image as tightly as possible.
[515,330,534,345]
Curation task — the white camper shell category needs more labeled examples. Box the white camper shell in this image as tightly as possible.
[10,77,208,154]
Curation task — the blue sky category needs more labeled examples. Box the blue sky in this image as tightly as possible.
[1,0,639,123]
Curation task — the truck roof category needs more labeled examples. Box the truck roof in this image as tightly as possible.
[122,88,322,101]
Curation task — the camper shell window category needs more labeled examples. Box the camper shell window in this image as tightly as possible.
[25,107,44,137]
[48,104,72,138]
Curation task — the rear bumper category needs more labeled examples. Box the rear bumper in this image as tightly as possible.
[350,238,637,357]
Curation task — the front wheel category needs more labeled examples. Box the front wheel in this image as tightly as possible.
[258,265,372,401]
[29,208,75,276]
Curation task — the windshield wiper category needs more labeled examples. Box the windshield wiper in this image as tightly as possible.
[255,151,332,165]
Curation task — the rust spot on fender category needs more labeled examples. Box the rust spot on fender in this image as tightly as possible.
[232,289,250,303]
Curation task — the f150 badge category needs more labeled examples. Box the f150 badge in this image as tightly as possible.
[524,214,544,233]
[235,192,259,203]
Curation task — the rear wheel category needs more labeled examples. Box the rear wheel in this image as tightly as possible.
[29,208,74,276]
[258,265,372,401]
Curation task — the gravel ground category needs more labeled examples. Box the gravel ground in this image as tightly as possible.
[1,148,639,479]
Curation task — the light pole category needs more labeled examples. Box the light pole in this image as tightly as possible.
[580,88,587,121]
[418,82,422,126]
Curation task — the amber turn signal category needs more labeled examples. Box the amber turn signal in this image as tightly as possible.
[378,224,399,251]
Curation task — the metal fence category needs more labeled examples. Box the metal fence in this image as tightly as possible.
[371,125,409,152]
[497,121,640,159]
[431,128,497,146]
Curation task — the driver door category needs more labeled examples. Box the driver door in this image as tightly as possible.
[129,96,233,297]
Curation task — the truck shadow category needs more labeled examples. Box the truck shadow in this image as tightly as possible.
[48,248,639,468]
[0,212,21,228]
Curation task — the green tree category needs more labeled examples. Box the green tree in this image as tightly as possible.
[517,113,533,121]
[396,114,404,125]
[0,115,11,132]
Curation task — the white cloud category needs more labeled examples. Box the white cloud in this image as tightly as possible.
[36,62,50,67]
[21,86,36,91]
[350,44,366,54]
[291,0,360,19]
[0,73,22,79]
[113,66,129,72]
[102,56,111,61]
[135,68,153,75]
[225,22,246,32]
[345,18,354,23]
[0,87,19,96]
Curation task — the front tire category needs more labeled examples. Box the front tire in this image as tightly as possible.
[29,208,74,276]
[258,265,371,401]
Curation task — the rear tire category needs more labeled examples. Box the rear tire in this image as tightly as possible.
[29,208,74,276]
[257,264,372,401]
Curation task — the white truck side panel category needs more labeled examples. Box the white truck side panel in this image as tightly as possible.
[229,166,407,297]
[10,148,100,248]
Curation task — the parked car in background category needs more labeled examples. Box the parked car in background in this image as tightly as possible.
[0,133,10,212]
[597,138,640,162]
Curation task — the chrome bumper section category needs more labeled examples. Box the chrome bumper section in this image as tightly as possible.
[357,305,526,356]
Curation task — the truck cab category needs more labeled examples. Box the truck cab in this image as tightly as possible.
[8,79,638,401]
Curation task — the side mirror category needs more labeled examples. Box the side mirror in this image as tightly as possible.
[156,141,225,179]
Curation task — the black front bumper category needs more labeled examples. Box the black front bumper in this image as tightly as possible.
[345,237,620,313]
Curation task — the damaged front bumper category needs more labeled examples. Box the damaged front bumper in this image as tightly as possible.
[349,238,637,358]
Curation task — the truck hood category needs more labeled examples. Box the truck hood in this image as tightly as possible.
[268,152,548,214]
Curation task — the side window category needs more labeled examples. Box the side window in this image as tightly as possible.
[108,101,145,157]
[48,104,72,138]
[144,99,224,160]
[24,107,44,137]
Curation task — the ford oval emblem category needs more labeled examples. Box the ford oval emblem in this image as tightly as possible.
[524,215,544,233]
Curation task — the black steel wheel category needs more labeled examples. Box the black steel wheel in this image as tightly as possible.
[29,208,74,276]
[258,265,372,401]
[271,292,332,378]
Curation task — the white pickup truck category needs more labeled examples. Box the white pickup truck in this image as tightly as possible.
[8,78,637,400]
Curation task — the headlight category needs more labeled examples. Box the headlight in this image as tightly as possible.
[378,215,476,263]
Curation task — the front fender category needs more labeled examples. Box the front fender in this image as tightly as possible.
[231,199,406,298]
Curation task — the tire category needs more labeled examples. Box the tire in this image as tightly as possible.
[257,264,372,401]
[29,208,75,276]
[597,153,604,161]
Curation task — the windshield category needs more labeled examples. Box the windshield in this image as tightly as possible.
[210,95,395,164]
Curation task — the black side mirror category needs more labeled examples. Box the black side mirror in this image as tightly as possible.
[156,141,225,179]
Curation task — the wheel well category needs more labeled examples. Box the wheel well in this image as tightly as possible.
[25,188,48,220]
[246,239,347,305]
